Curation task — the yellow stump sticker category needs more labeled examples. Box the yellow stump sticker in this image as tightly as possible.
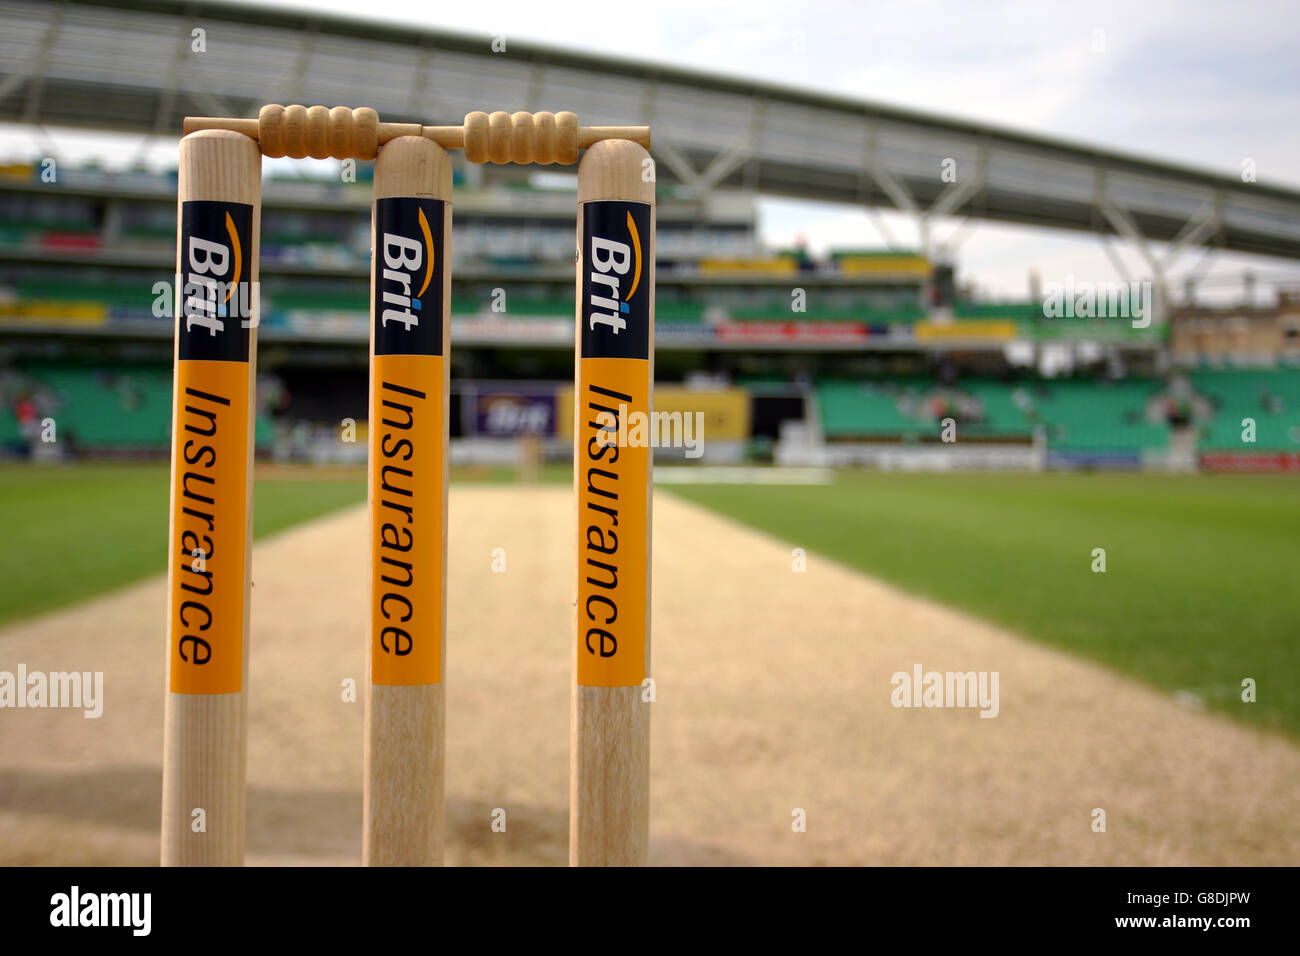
[167,200,255,694]
[369,197,446,686]
[576,199,652,687]
[370,354,444,685]
[577,360,649,686]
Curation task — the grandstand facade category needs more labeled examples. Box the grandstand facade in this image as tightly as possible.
[3,151,1299,472]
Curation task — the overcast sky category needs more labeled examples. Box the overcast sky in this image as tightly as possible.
[5,0,1298,300]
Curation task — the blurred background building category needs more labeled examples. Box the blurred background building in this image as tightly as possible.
[2,0,1299,472]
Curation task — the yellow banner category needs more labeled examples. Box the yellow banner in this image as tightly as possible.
[3,300,107,325]
[914,320,1018,340]
[697,257,797,274]
[558,385,749,441]
[837,255,931,276]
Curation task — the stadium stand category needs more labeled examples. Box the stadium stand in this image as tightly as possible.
[815,377,1169,453]
[1193,369,1300,451]
[0,363,274,455]
[1035,381,1168,453]
[0,154,1274,470]
[817,380,929,439]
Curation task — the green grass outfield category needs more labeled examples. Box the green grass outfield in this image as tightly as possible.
[4,464,1297,737]
[0,463,366,627]
[0,461,560,627]
[668,472,1300,737]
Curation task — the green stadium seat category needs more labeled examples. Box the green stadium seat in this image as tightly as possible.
[1192,369,1300,451]
[19,364,174,449]
[814,377,1169,451]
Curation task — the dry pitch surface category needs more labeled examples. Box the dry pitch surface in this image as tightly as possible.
[1,486,1297,865]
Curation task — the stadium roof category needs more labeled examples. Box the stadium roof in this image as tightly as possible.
[4,0,1300,259]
